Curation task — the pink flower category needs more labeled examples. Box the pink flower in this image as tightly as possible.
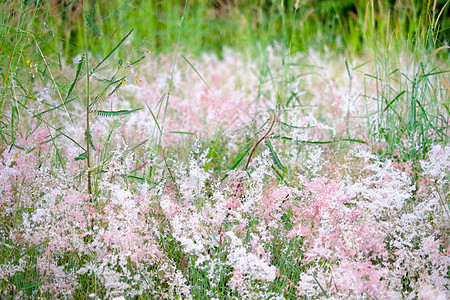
[225,196,241,209]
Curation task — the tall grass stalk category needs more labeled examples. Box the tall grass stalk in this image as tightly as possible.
[84,0,92,196]
[160,0,188,146]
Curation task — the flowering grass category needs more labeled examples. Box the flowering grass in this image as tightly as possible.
[1,44,449,299]
[1,1,449,299]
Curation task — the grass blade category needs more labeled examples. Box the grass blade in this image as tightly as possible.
[40,134,62,144]
[344,57,352,80]
[234,144,253,170]
[65,55,84,102]
[168,131,196,135]
[106,25,120,47]
[93,107,142,117]
[92,29,133,73]
[124,139,149,154]
[146,104,162,135]
[181,54,214,94]
[13,240,49,264]
[383,90,405,112]
[312,273,329,298]
[33,97,77,118]
[130,55,145,66]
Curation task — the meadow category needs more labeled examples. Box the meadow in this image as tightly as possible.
[0,0,449,299]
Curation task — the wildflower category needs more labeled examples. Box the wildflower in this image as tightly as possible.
[25,57,33,68]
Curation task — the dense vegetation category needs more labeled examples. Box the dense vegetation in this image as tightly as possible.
[0,0,448,299]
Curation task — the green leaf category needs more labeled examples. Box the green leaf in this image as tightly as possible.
[130,55,145,66]
[126,139,148,153]
[93,107,142,117]
[84,11,101,37]
[13,240,49,264]
[228,144,252,171]
[167,131,196,135]
[271,136,367,144]
[344,57,352,80]
[205,129,221,171]
[181,54,214,94]
[65,55,84,102]
[120,174,146,181]
[33,97,77,118]
[108,78,125,96]
[146,104,161,134]
[281,213,293,230]
[92,29,133,73]
[312,273,329,298]
[89,76,125,108]
[40,134,62,144]
[279,121,314,129]
[265,139,287,172]
[89,0,97,18]
[85,130,96,151]
[340,138,368,144]
[383,90,405,112]
[74,152,88,161]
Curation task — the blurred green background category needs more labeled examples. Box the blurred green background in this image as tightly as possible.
[1,0,448,63]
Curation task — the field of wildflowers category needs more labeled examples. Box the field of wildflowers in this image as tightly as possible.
[1,0,449,299]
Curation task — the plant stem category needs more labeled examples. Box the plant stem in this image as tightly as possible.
[84,0,92,196]
[244,115,277,171]
[160,0,188,146]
